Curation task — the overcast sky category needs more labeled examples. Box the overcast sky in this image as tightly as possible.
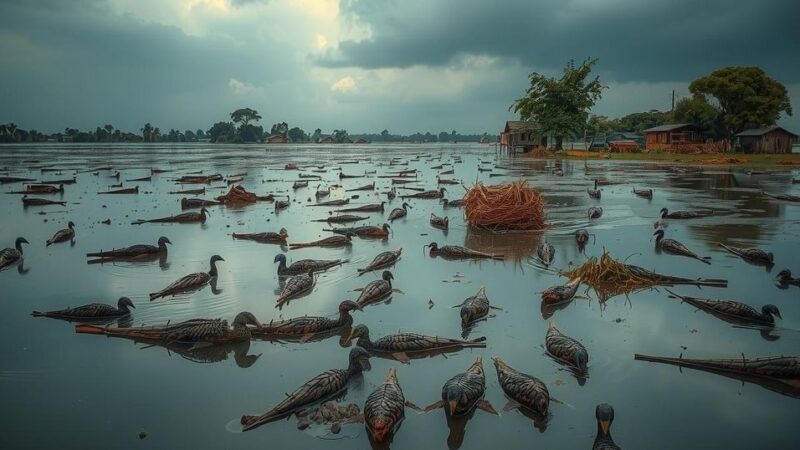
[1,0,798,134]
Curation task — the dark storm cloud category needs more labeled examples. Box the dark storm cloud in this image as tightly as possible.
[322,0,800,82]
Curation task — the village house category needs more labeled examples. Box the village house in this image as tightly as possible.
[735,126,797,154]
[265,134,288,144]
[499,120,546,152]
[642,124,702,150]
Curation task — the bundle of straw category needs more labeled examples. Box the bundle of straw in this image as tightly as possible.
[464,181,546,230]
[562,251,655,301]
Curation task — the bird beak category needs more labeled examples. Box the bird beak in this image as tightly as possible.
[448,400,458,415]
[344,331,355,346]
[600,420,610,435]
[355,304,364,311]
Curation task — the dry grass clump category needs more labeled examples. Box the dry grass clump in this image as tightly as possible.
[562,251,656,301]
[464,181,546,231]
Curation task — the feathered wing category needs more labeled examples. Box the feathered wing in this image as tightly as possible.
[87,244,157,258]
[372,333,486,352]
[0,248,21,268]
[364,371,406,440]
[254,315,340,335]
[545,325,588,369]
[150,272,210,299]
[33,303,121,319]
[356,280,391,306]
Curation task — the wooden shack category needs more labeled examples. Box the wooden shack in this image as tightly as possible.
[643,124,701,150]
[266,134,288,144]
[735,126,797,154]
[500,120,546,152]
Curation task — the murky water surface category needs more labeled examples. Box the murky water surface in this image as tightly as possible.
[1,143,799,449]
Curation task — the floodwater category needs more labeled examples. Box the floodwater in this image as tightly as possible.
[1,143,799,449]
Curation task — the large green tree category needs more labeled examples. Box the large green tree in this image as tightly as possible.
[208,121,236,143]
[615,110,669,133]
[689,66,792,140]
[270,121,289,137]
[671,95,721,136]
[512,58,605,149]
[230,108,262,126]
[287,127,307,142]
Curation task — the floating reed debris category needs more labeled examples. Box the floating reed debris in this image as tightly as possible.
[562,251,727,301]
[464,181,546,231]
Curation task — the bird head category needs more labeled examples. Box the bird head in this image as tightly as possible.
[158,236,172,246]
[763,304,782,320]
[382,270,394,282]
[118,297,135,309]
[595,403,615,436]
[339,300,362,313]
[346,324,369,345]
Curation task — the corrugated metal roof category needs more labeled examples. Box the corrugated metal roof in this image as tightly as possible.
[735,125,798,137]
[642,123,692,133]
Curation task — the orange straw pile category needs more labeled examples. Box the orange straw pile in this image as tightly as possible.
[464,181,546,230]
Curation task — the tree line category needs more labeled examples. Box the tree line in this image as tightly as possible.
[512,60,792,149]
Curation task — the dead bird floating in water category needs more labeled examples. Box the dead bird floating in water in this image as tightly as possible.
[388,202,411,221]
[311,214,367,224]
[273,253,346,276]
[22,196,65,206]
[358,248,402,275]
[232,228,288,244]
[653,229,711,264]
[454,286,500,326]
[593,403,622,450]
[334,202,386,213]
[0,237,29,270]
[347,324,487,363]
[718,243,773,266]
[545,322,589,375]
[535,240,555,266]
[46,221,75,246]
[492,357,550,420]
[276,270,315,306]
[660,208,712,219]
[401,187,446,199]
[762,191,800,202]
[423,356,497,416]
[666,289,781,327]
[324,223,390,238]
[240,347,371,432]
[86,236,171,263]
[149,255,223,300]
[76,311,260,345]
[541,277,581,305]
[289,233,353,249]
[33,297,134,322]
[253,300,361,341]
[98,186,139,194]
[425,242,503,260]
[430,213,449,229]
[133,208,209,225]
[364,368,420,444]
[633,187,653,199]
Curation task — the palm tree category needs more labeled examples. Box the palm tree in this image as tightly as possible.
[141,123,153,142]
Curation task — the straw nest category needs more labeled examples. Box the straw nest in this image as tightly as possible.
[217,185,257,204]
[562,251,655,301]
[464,181,546,231]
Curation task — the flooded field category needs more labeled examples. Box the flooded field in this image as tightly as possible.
[1,143,799,449]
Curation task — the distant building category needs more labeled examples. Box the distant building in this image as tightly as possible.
[317,135,334,144]
[735,126,797,154]
[500,120,546,152]
[606,131,644,147]
[266,134,288,144]
[354,138,368,144]
[643,124,701,150]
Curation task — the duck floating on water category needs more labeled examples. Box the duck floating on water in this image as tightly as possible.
[454,286,500,327]
[289,233,353,249]
[776,269,800,287]
[541,277,581,305]
[232,228,288,244]
[275,197,290,211]
[425,242,503,260]
[536,240,555,266]
[666,289,781,326]
[46,221,75,246]
[149,255,223,300]
[653,229,711,264]
[273,253,346,276]
[33,297,134,322]
[633,187,653,199]
[587,180,601,199]
[364,367,420,444]
[357,248,402,275]
[86,236,171,263]
[588,207,603,219]
[253,300,361,340]
[660,208,712,219]
[132,207,209,224]
[440,197,465,208]
[276,270,315,306]
[388,203,411,221]
[347,324,486,363]
[311,214,367,224]
[492,357,550,420]
[355,271,395,308]
[593,403,621,450]
[76,311,260,346]
[0,237,28,270]
[424,356,497,416]
[576,229,591,250]
[240,347,371,431]
[545,322,588,375]
[401,187,446,200]
[335,202,385,213]
[430,213,449,229]
[387,187,397,200]
[718,243,773,266]
[324,223,391,238]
